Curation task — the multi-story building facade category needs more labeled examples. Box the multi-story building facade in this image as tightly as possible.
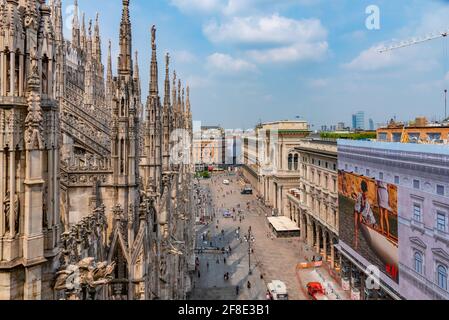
[0,0,195,300]
[337,140,449,300]
[192,126,225,171]
[286,140,339,270]
[352,111,365,130]
[242,121,310,216]
[377,117,449,144]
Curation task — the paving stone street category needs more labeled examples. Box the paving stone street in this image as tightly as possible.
[190,171,348,300]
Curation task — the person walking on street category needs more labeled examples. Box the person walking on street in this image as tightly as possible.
[236,286,240,296]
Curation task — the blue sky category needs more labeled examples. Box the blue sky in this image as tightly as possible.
[63,0,449,129]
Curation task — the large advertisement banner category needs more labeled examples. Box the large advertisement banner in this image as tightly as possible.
[338,171,399,283]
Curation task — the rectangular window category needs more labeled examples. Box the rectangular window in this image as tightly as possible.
[413,180,420,190]
[394,176,400,184]
[392,133,402,142]
[408,132,420,142]
[437,212,447,232]
[427,133,441,141]
[378,132,388,141]
[413,203,421,222]
[379,172,384,180]
[437,185,445,196]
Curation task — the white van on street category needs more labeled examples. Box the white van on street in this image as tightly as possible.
[267,280,289,300]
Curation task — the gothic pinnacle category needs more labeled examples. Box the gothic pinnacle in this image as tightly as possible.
[107,40,112,79]
[182,87,185,113]
[177,79,182,111]
[134,51,140,80]
[72,0,80,48]
[73,0,79,28]
[172,70,177,110]
[149,25,158,96]
[186,85,191,113]
[119,0,132,74]
[164,53,170,107]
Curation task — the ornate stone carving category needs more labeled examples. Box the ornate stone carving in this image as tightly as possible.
[54,257,116,300]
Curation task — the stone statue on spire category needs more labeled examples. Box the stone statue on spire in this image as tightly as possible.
[151,25,156,46]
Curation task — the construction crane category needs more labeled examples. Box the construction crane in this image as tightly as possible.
[379,29,449,121]
[378,29,449,53]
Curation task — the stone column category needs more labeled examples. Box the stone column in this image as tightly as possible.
[331,238,335,269]
[315,224,320,254]
[307,219,313,248]
[48,59,53,98]
[19,54,24,96]
[322,229,328,263]
[9,51,14,97]
[23,148,45,262]
[53,146,60,239]
[1,52,4,96]
[9,150,16,238]
[301,213,307,242]
[279,186,283,215]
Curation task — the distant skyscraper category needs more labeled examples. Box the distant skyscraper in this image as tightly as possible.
[337,122,345,131]
[352,111,365,130]
[369,118,375,131]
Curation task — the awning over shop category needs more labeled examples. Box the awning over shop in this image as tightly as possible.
[268,216,300,238]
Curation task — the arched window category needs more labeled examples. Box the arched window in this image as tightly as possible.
[15,50,20,96]
[437,264,448,290]
[120,97,125,117]
[288,154,293,171]
[5,49,11,94]
[294,154,299,170]
[414,252,423,274]
[42,55,49,94]
[120,138,125,174]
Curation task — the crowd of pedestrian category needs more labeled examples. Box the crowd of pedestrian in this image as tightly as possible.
[195,169,267,299]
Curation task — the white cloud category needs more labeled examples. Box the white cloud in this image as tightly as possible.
[248,41,328,63]
[345,5,449,73]
[343,46,398,71]
[344,42,439,73]
[204,14,328,64]
[207,53,257,73]
[171,0,314,16]
[204,15,326,46]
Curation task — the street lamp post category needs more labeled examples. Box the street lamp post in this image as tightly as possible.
[245,226,255,275]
